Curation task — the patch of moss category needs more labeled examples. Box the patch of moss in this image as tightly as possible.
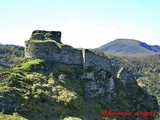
[32,32,42,36]
[26,39,63,49]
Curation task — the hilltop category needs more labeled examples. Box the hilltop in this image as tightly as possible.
[98,39,160,56]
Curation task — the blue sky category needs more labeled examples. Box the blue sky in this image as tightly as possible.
[0,0,160,48]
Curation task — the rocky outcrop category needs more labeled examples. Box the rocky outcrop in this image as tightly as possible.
[30,30,61,43]
[117,67,136,84]
[85,50,113,74]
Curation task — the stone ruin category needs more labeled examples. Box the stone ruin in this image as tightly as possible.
[25,30,113,74]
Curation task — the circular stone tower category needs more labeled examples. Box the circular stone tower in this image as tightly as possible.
[25,30,62,59]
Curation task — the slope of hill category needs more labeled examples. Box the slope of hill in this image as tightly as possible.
[0,31,159,119]
[0,39,159,119]
[98,39,160,55]
[0,58,158,120]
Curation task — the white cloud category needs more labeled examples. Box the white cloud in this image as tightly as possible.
[58,21,140,48]
[0,21,156,48]
[0,30,31,46]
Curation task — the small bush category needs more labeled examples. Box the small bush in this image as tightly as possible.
[52,85,83,110]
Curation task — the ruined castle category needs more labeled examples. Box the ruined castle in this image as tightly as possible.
[25,30,113,74]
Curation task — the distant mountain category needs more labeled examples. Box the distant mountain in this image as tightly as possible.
[98,39,160,55]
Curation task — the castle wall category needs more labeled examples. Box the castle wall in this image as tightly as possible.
[25,42,112,73]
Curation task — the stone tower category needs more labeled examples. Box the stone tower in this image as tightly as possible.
[29,30,61,43]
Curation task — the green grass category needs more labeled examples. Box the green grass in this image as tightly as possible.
[14,59,44,71]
